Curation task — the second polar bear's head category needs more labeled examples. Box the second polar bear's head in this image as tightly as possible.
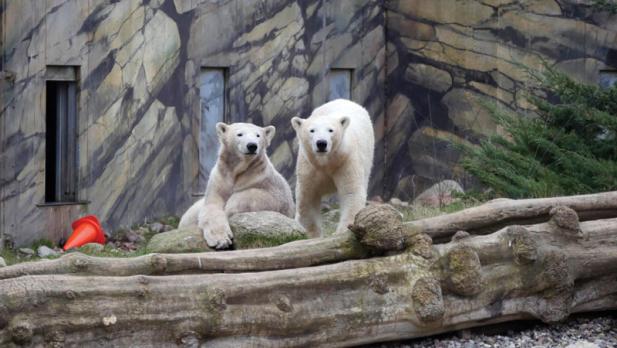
[291,115,350,155]
[216,122,276,157]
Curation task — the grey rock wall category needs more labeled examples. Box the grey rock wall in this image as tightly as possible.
[0,0,385,246]
[384,0,617,201]
[1,0,615,246]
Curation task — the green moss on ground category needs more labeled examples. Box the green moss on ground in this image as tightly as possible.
[234,232,307,250]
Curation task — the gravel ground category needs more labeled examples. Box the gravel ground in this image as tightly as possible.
[366,313,617,348]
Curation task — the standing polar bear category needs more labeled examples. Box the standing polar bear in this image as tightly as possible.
[291,99,375,237]
[179,122,294,249]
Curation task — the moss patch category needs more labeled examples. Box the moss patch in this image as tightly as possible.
[234,232,307,250]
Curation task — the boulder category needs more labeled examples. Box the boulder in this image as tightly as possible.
[18,248,35,257]
[149,222,165,234]
[37,245,60,258]
[146,226,212,253]
[145,211,307,253]
[413,180,464,208]
[230,211,307,249]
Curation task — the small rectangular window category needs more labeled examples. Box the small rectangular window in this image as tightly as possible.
[599,70,617,89]
[197,68,227,193]
[45,67,79,203]
[327,68,352,101]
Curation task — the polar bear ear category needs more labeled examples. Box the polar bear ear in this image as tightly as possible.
[291,117,303,131]
[340,116,350,130]
[264,125,276,144]
[215,122,228,138]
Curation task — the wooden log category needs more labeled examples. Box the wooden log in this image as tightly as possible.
[1,202,617,347]
[2,191,615,280]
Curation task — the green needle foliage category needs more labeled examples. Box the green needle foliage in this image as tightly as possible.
[460,68,617,198]
[592,0,617,14]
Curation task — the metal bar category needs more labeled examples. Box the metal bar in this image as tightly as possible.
[66,82,77,201]
[55,82,67,202]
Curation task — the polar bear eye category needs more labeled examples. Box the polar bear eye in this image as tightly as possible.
[237,133,243,137]
[328,128,334,133]
[256,134,260,137]
[310,129,315,133]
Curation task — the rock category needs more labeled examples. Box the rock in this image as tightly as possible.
[37,245,59,258]
[565,341,600,348]
[125,231,144,243]
[229,211,307,249]
[150,222,164,234]
[442,88,503,137]
[18,248,35,257]
[163,224,174,232]
[405,63,452,93]
[389,197,403,206]
[146,226,213,253]
[79,243,105,255]
[413,180,464,208]
[385,94,414,163]
[0,256,6,267]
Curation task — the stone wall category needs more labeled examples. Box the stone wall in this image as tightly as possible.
[1,0,615,246]
[384,0,617,200]
[0,0,385,246]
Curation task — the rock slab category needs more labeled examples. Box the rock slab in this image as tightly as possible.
[146,211,307,253]
[230,211,307,249]
[413,180,464,208]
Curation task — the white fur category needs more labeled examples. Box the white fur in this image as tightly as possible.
[179,122,294,249]
[291,99,375,237]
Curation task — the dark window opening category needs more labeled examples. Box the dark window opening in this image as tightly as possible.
[196,67,228,194]
[45,80,78,203]
[328,68,353,101]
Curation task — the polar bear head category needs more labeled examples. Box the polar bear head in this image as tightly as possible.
[216,122,276,158]
[291,115,350,156]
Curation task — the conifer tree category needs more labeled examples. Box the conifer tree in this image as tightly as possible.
[460,68,617,198]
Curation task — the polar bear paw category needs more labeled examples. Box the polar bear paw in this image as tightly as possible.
[201,224,233,250]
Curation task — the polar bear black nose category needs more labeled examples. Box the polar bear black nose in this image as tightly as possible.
[247,143,258,154]
[316,140,328,152]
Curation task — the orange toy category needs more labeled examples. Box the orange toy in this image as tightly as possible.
[63,215,106,251]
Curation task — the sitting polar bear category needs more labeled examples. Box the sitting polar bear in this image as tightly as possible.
[291,99,375,237]
[179,122,294,249]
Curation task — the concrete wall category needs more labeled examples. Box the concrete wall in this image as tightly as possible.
[1,0,615,246]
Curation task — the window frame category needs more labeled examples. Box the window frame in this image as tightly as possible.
[193,67,229,196]
[327,68,354,102]
[41,66,85,206]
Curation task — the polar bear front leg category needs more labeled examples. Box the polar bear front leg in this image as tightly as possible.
[295,167,333,238]
[334,174,368,234]
[198,170,234,249]
[198,205,232,249]
[296,185,323,238]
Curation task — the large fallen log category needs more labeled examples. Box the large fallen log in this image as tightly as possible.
[1,193,617,347]
[2,191,616,280]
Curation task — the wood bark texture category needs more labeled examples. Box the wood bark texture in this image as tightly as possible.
[0,191,616,347]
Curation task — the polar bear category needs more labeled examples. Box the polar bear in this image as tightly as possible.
[179,122,294,249]
[291,99,375,238]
